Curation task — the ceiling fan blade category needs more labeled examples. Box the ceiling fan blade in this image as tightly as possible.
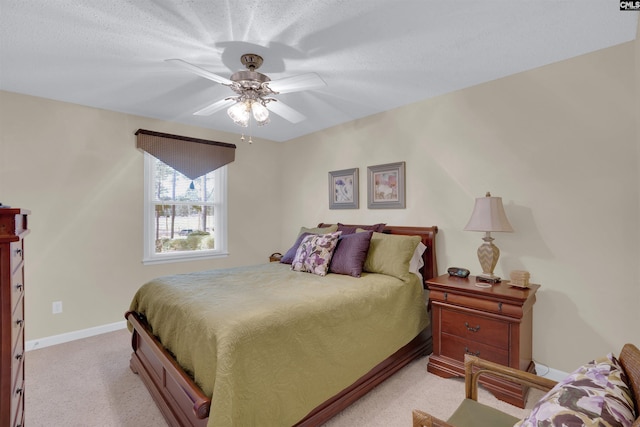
[267,100,307,123]
[193,98,236,116]
[267,73,326,94]
[166,59,232,85]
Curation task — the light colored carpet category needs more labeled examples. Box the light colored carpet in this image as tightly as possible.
[26,329,543,426]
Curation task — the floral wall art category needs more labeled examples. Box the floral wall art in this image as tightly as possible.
[367,162,405,209]
[328,168,359,209]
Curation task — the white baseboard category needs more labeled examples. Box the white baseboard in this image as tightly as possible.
[534,361,569,382]
[25,320,128,351]
[542,367,569,382]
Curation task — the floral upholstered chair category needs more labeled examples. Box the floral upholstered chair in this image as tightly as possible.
[413,343,640,427]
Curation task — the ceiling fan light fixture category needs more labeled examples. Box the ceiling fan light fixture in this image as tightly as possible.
[170,53,326,136]
[227,101,250,127]
[251,101,270,126]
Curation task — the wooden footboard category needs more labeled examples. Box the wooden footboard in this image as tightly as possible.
[126,310,432,427]
[127,311,209,427]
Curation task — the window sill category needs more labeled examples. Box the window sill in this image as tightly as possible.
[142,251,229,265]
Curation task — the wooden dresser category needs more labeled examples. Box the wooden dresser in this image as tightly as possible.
[426,274,539,408]
[0,208,29,427]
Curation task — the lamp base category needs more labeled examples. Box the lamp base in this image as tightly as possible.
[475,232,501,284]
[476,274,502,284]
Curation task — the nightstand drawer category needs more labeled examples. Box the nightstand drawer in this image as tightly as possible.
[441,308,509,349]
[430,290,523,318]
[441,334,509,366]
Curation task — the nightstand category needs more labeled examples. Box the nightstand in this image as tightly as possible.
[426,274,539,408]
[269,252,282,263]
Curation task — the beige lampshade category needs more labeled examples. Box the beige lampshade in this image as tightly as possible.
[464,192,514,232]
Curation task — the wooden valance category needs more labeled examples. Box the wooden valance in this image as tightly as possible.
[135,129,236,180]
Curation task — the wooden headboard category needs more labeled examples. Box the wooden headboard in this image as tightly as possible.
[317,223,439,288]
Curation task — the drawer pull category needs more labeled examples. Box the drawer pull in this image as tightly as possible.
[444,292,448,301]
[464,347,480,357]
[464,322,480,332]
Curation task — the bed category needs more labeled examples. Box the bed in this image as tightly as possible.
[125,224,438,426]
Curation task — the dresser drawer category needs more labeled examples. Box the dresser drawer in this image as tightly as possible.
[12,326,24,385]
[441,334,509,366]
[9,240,24,274]
[11,267,24,315]
[12,297,24,354]
[10,359,24,427]
[13,397,23,427]
[441,308,509,349]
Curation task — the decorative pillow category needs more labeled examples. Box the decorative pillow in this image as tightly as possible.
[291,232,342,276]
[329,230,374,277]
[337,222,386,235]
[300,225,338,235]
[280,225,339,264]
[363,232,421,282]
[514,353,636,427]
[280,232,312,264]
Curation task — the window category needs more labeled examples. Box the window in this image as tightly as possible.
[143,153,228,264]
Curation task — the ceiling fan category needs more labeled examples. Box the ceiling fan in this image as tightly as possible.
[167,54,326,127]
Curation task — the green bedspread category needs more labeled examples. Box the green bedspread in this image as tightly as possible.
[129,262,429,427]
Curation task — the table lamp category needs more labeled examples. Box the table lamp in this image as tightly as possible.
[464,192,513,283]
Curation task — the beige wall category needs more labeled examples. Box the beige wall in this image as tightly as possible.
[0,91,282,339]
[1,34,637,373]
[279,41,639,372]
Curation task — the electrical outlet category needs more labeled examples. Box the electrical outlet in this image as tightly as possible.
[52,301,63,314]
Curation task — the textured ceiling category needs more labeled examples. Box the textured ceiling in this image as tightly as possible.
[0,1,637,142]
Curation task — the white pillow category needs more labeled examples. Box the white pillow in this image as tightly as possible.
[409,242,427,281]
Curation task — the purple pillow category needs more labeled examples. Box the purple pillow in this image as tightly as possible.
[337,223,386,235]
[280,232,312,264]
[329,230,374,277]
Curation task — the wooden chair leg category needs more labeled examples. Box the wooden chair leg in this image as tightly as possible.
[412,409,453,427]
[412,410,433,427]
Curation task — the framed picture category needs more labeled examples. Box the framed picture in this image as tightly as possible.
[328,168,359,209]
[367,161,406,209]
